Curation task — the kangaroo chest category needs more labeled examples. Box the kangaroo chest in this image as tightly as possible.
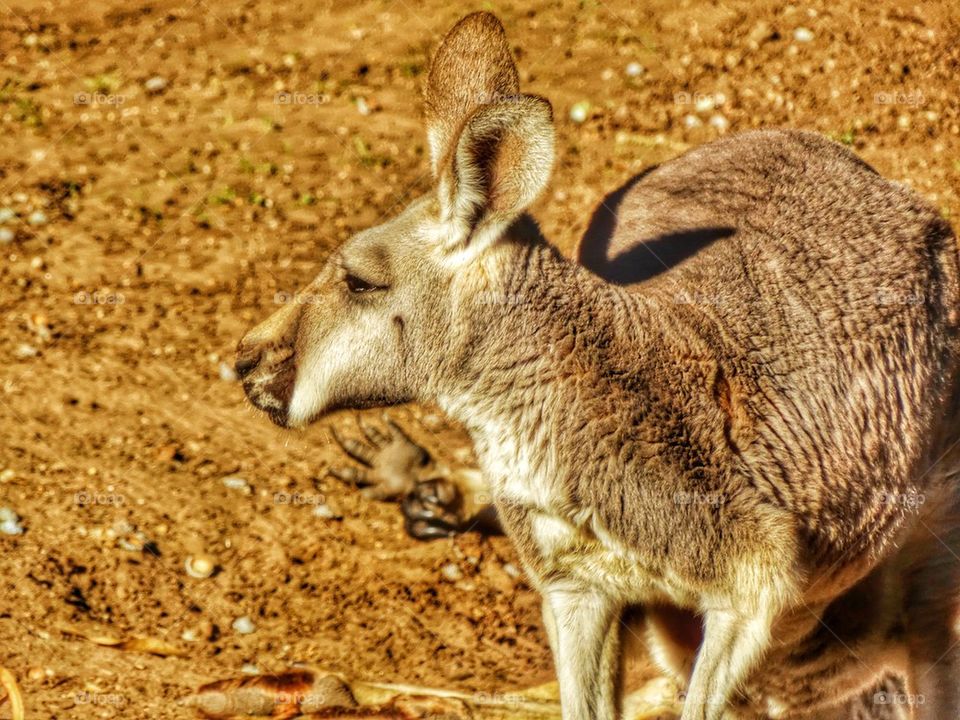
[477,424,697,608]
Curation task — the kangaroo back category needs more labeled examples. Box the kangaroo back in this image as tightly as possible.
[577,129,960,577]
[579,131,960,719]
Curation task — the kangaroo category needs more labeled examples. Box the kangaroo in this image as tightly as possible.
[236,12,960,720]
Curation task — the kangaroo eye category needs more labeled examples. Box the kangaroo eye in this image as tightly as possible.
[345,273,383,294]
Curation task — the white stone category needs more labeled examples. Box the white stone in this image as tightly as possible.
[145,76,168,93]
[569,101,590,123]
[232,616,256,634]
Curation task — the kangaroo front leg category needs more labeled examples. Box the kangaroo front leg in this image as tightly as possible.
[545,585,619,720]
[681,606,774,720]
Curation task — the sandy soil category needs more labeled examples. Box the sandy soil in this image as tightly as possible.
[0,0,958,717]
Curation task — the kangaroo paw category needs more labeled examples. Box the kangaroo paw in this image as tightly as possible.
[329,415,431,501]
[402,478,464,540]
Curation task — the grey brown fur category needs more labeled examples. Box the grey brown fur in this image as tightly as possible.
[237,12,960,720]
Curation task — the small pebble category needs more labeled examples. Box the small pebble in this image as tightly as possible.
[709,114,730,132]
[502,563,521,579]
[181,628,199,642]
[222,475,251,493]
[0,228,13,243]
[0,507,24,535]
[0,208,15,223]
[625,62,644,78]
[185,554,216,579]
[312,503,338,520]
[355,97,370,116]
[27,210,46,225]
[241,664,260,675]
[0,469,14,483]
[117,530,150,552]
[232,616,256,635]
[144,76,168,93]
[112,519,135,536]
[684,114,703,129]
[794,27,814,43]
[27,314,50,343]
[569,101,590,124]
[694,95,715,113]
[441,562,463,581]
[218,361,238,382]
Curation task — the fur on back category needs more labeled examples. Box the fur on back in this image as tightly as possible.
[611,129,959,571]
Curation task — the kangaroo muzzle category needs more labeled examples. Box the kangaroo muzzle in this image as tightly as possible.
[236,305,303,426]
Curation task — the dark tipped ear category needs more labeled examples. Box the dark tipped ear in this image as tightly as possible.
[424,12,519,177]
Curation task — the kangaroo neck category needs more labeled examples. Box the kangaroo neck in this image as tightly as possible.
[433,237,655,490]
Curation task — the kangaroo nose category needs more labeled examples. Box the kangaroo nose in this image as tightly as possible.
[235,345,261,380]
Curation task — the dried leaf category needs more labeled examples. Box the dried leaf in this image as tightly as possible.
[59,623,187,657]
[181,670,355,718]
[59,623,124,646]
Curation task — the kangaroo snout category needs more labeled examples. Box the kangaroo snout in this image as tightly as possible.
[235,339,297,427]
[236,303,303,426]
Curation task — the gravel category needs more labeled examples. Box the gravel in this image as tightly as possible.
[312,503,339,520]
[14,343,38,359]
[569,101,590,123]
[218,361,238,382]
[441,563,464,581]
[0,507,24,535]
[222,476,251,493]
[144,76,168,93]
[232,616,256,635]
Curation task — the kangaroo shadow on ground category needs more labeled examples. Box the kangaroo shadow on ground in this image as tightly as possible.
[576,167,735,284]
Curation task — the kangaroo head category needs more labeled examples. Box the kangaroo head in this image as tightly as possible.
[236,13,554,427]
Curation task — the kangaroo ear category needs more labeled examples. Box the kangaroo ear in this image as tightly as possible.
[436,95,554,253]
[424,12,519,177]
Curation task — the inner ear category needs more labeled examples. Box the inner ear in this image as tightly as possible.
[439,96,555,251]
[454,125,524,216]
[486,130,534,215]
